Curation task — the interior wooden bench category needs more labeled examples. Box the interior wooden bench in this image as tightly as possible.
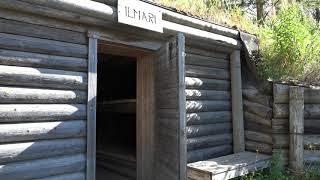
[187,151,271,180]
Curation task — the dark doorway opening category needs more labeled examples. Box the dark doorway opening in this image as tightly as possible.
[96,53,137,180]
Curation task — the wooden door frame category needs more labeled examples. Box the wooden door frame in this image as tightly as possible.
[87,31,156,180]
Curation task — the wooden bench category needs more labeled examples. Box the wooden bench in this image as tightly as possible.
[187,151,271,180]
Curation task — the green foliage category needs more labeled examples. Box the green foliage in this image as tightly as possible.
[257,4,320,83]
[155,0,257,32]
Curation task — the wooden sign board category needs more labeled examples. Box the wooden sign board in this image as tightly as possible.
[118,0,163,33]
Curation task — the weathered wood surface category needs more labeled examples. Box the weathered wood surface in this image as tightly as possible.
[187,134,233,151]
[244,122,272,134]
[185,46,229,60]
[289,86,304,172]
[244,100,272,119]
[244,112,271,127]
[186,100,231,113]
[0,8,86,33]
[187,145,233,163]
[0,87,86,104]
[35,172,85,180]
[0,65,87,90]
[0,33,87,58]
[230,50,244,153]
[304,135,320,150]
[186,54,229,69]
[245,131,273,144]
[87,37,98,180]
[185,65,230,80]
[0,49,87,72]
[0,138,85,164]
[186,111,231,125]
[273,119,320,134]
[187,123,232,138]
[243,88,272,107]
[273,134,289,148]
[0,18,87,45]
[186,89,230,100]
[274,83,320,104]
[272,119,289,134]
[304,150,320,165]
[0,104,86,122]
[245,141,273,154]
[0,120,86,143]
[273,104,320,119]
[185,77,230,91]
[0,154,85,179]
[187,152,271,180]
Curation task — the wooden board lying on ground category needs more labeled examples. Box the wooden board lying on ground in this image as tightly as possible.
[187,151,271,180]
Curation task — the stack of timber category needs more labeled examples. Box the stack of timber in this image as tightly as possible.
[0,17,87,179]
[243,85,273,155]
[273,83,320,165]
[185,46,233,163]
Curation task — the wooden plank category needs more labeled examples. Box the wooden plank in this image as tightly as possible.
[185,46,229,60]
[305,119,320,134]
[274,83,320,104]
[0,138,85,164]
[272,119,289,134]
[244,111,271,127]
[187,145,233,163]
[0,49,87,72]
[0,154,85,179]
[34,172,85,180]
[87,37,97,180]
[243,87,272,107]
[186,100,231,113]
[273,134,289,149]
[0,65,87,90]
[0,87,86,104]
[187,123,232,138]
[186,111,231,125]
[0,104,86,122]
[0,33,87,58]
[185,77,230,91]
[177,33,187,180]
[244,100,273,119]
[137,54,155,180]
[186,89,230,100]
[289,86,304,172]
[230,50,245,153]
[187,134,233,151]
[274,104,320,119]
[0,120,86,143]
[185,54,229,69]
[0,18,87,44]
[245,131,273,144]
[304,135,320,150]
[304,150,320,165]
[188,151,271,179]
[0,8,86,33]
[185,65,230,80]
[245,141,272,154]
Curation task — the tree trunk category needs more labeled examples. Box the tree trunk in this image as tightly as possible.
[256,0,264,25]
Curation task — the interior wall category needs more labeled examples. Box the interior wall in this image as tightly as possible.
[0,17,87,179]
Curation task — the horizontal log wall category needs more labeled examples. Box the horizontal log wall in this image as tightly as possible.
[0,16,88,179]
[243,85,273,154]
[273,83,320,166]
[185,46,233,163]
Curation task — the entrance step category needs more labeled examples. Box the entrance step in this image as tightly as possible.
[187,151,271,180]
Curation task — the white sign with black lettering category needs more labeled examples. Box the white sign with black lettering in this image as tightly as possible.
[118,0,163,33]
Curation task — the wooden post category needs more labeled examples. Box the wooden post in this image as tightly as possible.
[230,50,245,153]
[289,86,304,173]
[87,36,97,180]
